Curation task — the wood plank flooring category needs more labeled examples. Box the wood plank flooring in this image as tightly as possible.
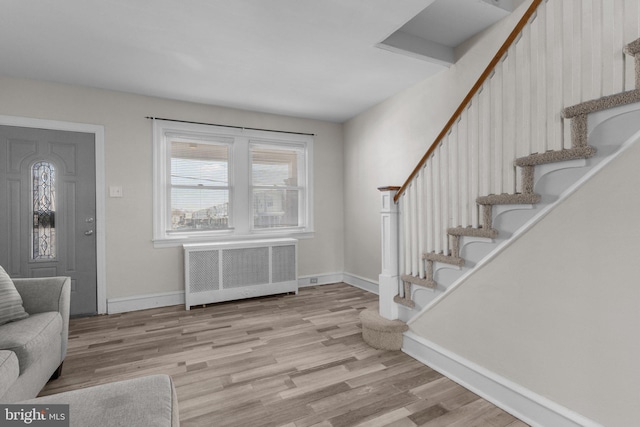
[42,283,528,427]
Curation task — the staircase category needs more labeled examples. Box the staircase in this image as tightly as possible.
[386,0,640,318]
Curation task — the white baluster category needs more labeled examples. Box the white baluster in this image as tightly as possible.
[581,1,594,101]
[592,0,604,99]
[503,46,517,193]
[409,183,418,276]
[402,194,411,276]
[550,0,564,152]
[516,28,532,161]
[623,0,640,91]
[491,63,504,195]
[458,115,469,227]
[462,102,480,227]
[537,2,548,153]
[610,0,625,95]
[441,142,450,255]
[479,85,492,198]
[433,146,442,254]
[426,157,434,254]
[568,0,582,108]
[449,127,459,229]
[417,168,425,278]
[563,0,578,149]
[529,10,541,154]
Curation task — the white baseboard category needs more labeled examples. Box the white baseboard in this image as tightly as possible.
[299,272,378,295]
[403,332,603,427]
[298,272,344,287]
[107,291,185,314]
[342,273,379,295]
[107,272,378,314]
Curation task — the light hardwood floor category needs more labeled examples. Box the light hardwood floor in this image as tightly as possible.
[42,283,528,427]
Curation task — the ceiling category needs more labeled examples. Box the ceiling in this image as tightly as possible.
[0,0,521,123]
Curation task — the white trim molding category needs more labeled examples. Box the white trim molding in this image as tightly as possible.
[403,332,604,427]
[107,273,378,314]
[298,272,344,287]
[108,291,185,314]
[343,272,379,295]
[0,114,107,314]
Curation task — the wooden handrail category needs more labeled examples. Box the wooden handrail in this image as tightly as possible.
[394,0,544,203]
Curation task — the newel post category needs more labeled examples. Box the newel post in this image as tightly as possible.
[378,186,400,320]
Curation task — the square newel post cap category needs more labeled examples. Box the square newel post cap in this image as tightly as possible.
[378,186,400,213]
[378,186,401,192]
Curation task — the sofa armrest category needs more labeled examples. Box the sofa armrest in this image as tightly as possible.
[13,277,71,361]
[0,350,19,401]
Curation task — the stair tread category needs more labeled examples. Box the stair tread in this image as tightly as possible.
[562,90,640,119]
[515,146,596,167]
[423,252,465,267]
[477,193,540,205]
[624,38,640,56]
[448,226,498,238]
[360,309,408,332]
[393,295,415,309]
[401,274,437,289]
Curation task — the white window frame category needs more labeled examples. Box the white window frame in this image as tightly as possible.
[152,120,314,247]
[249,139,308,234]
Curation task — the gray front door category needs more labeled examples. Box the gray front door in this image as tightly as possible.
[0,125,97,316]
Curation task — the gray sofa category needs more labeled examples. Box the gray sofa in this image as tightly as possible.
[0,268,179,426]
[0,275,70,403]
[22,374,180,427]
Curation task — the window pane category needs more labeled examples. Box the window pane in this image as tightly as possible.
[32,161,56,260]
[251,146,302,186]
[171,141,228,186]
[253,189,300,229]
[171,188,229,231]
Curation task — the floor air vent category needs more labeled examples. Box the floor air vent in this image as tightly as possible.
[184,238,297,310]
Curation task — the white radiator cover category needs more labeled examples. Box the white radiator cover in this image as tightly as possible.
[183,238,298,310]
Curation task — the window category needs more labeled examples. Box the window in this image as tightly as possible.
[170,137,230,232]
[32,161,56,260]
[153,120,313,246]
[251,143,306,230]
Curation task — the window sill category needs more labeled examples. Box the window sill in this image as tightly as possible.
[153,230,315,248]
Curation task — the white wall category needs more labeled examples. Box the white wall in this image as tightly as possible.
[0,76,344,301]
[410,131,640,427]
[343,1,535,283]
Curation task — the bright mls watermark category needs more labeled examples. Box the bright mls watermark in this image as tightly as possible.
[0,405,69,427]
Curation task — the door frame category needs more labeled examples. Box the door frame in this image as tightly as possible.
[0,114,107,314]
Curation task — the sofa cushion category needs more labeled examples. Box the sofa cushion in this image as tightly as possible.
[22,375,180,427]
[0,312,62,374]
[0,350,19,399]
[0,266,29,326]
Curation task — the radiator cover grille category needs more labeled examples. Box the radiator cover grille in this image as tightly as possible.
[188,250,220,293]
[272,245,296,283]
[184,238,297,309]
[222,247,270,288]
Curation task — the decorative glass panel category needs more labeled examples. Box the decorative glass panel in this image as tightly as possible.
[32,161,56,260]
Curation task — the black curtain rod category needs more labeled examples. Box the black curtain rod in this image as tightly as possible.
[145,116,315,136]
